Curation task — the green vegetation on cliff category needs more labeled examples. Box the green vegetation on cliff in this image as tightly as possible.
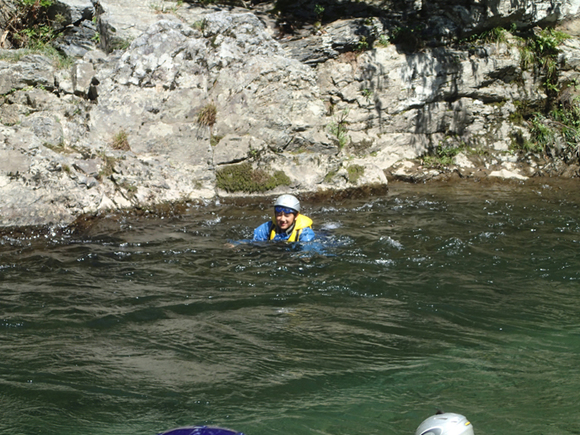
[5,0,56,49]
[1,0,74,68]
[216,163,291,193]
[511,28,579,160]
[455,25,579,161]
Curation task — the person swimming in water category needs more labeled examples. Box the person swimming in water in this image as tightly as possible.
[253,194,315,243]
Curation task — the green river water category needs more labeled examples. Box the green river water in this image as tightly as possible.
[1,180,579,435]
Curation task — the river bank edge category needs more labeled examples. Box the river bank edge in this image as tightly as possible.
[2,167,578,241]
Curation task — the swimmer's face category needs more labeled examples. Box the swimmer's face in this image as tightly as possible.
[275,210,297,230]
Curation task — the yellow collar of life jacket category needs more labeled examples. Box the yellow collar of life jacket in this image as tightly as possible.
[269,214,313,242]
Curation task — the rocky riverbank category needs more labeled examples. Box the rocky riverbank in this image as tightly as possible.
[1,0,580,230]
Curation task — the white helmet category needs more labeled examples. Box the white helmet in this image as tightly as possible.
[274,194,301,213]
[415,413,474,435]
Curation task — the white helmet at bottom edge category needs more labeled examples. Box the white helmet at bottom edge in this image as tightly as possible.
[415,412,474,435]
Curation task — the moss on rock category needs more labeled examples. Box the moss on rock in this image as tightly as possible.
[216,162,291,193]
[347,164,365,183]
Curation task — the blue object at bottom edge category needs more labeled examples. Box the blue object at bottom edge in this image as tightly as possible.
[159,426,244,435]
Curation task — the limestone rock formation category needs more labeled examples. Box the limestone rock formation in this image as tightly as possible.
[2,0,580,229]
